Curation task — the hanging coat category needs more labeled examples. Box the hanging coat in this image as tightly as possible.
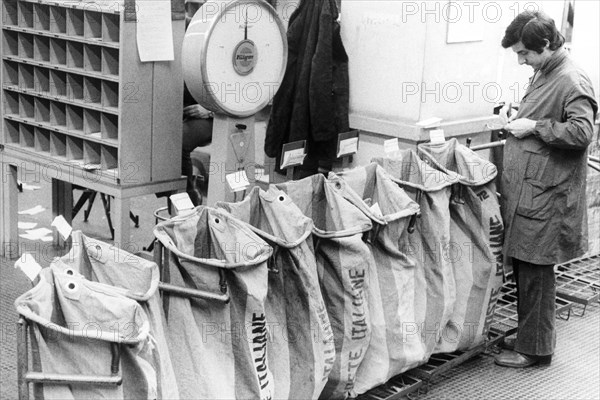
[56,230,179,399]
[217,186,336,399]
[332,164,424,394]
[15,265,156,400]
[373,150,459,358]
[153,207,275,400]
[264,0,349,165]
[418,139,504,352]
[276,174,373,400]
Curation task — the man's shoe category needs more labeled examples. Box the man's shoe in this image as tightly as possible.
[501,336,516,351]
[494,351,541,368]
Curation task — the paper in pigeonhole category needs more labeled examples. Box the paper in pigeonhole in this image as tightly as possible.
[15,253,42,282]
[18,205,46,215]
[52,215,73,240]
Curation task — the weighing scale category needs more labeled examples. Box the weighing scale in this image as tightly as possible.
[182,0,288,204]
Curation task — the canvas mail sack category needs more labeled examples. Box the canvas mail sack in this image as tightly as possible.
[373,150,459,358]
[153,206,275,400]
[276,174,374,400]
[418,139,504,352]
[332,164,423,394]
[15,264,156,400]
[56,230,179,399]
[218,186,336,399]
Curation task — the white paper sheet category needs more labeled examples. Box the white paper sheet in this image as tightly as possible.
[18,205,46,215]
[15,253,42,282]
[137,0,174,62]
[18,222,38,230]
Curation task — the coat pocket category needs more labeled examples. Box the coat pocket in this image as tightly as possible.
[515,179,556,220]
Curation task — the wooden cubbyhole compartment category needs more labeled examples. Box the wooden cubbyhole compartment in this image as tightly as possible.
[67,8,84,37]
[34,36,50,62]
[3,60,19,86]
[101,47,119,76]
[66,73,84,101]
[84,140,101,166]
[4,90,20,115]
[83,76,101,104]
[4,119,21,144]
[101,112,118,141]
[101,145,118,170]
[18,64,34,90]
[19,94,35,119]
[18,1,34,28]
[35,127,51,153]
[84,44,102,73]
[49,5,67,34]
[34,97,50,122]
[20,123,35,148]
[66,104,84,134]
[101,80,118,108]
[102,13,120,43]
[67,41,84,69]
[66,136,84,161]
[84,10,102,40]
[49,70,67,97]
[50,101,66,127]
[2,30,19,57]
[84,109,101,137]
[50,132,67,157]
[49,38,67,65]
[18,33,34,59]
[2,0,19,26]
[33,3,50,31]
[34,67,50,93]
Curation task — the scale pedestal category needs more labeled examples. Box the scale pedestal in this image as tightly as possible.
[206,114,256,205]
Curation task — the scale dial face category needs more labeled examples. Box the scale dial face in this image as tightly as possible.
[183,0,287,117]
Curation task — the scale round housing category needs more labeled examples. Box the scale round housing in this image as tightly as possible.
[182,0,288,117]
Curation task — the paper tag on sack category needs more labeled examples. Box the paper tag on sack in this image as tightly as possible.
[169,192,196,216]
[383,138,399,155]
[51,215,73,240]
[429,129,446,144]
[280,140,307,169]
[226,170,250,193]
[15,253,42,282]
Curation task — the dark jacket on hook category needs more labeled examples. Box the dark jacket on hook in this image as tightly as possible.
[264,0,350,161]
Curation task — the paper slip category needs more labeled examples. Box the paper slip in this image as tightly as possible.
[429,129,446,144]
[19,233,52,242]
[83,164,102,171]
[18,222,38,230]
[337,137,359,158]
[18,205,46,215]
[281,148,306,169]
[15,253,42,282]
[137,0,174,62]
[52,215,73,241]
[226,171,250,193]
[21,182,41,191]
[383,138,399,155]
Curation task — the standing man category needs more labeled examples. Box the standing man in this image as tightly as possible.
[496,11,597,368]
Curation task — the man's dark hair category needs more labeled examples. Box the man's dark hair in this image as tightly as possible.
[501,11,565,53]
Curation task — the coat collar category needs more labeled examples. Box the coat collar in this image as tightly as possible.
[527,47,568,93]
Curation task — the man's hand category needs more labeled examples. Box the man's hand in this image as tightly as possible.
[184,104,213,119]
[504,118,536,139]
